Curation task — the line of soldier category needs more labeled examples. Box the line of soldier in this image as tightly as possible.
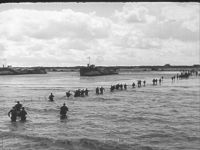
[49,77,166,101]
[171,73,188,82]
[49,76,165,100]
[50,73,193,101]
[152,76,163,85]
[172,72,192,81]
[48,89,89,101]
[110,83,127,92]
[132,77,164,87]
[74,88,89,97]
[180,70,199,77]
[131,80,146,88]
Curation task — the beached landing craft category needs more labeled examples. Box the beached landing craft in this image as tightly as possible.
[79,57,119,76]
[80,64,119,76]
[0,66,47,75]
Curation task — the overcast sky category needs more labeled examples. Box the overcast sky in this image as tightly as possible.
[0,2,199,67]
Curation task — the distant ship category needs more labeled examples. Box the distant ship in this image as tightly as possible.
[80,64,119,76]
[0,66,47,75]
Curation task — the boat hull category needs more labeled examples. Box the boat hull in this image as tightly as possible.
[80,67,119,76]
[0,67,47,75]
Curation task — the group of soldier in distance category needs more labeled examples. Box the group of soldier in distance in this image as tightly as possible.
[7,70,198,122]
[96,87,105,94]
[110,83,127,92]
[171,71,192,81]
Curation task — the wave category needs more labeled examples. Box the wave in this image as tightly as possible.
[25,106,59,114]
[95,97,121,102]
[137,132,174,139]
[0,131,158,150]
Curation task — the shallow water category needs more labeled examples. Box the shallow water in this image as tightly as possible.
[0,71,199,150]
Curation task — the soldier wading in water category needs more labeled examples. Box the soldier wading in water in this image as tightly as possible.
[60,103,69,119]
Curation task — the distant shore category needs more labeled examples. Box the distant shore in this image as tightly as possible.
[0,67,47,75]
[44,65,200,72]
[0,65,199,74]
[39,65,200,73]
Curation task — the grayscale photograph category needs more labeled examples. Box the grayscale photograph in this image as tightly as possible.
[0,2,199,150]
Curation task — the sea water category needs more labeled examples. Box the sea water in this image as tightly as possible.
[0,71,199,150]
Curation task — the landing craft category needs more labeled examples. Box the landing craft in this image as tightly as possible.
[80,57,119,76]
[0,66,47,75]
[80,64,119,76]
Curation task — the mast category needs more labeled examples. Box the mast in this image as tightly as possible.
[88,56,90,66]
[1,58,6,68]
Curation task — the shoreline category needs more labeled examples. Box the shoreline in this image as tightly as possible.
[0,65,199,75]
[44,65,200,72]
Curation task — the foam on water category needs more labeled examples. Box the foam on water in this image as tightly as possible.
[0,71,199,150]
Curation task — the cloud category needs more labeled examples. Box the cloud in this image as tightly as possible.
[161,3,199,32]
[114,3,199,42]
[0,44,6,56]
[0,9,111,41]
[114,4,156,24]
[0,3,199,66]
[147,3,200,42]
[0,8,113,66]
[144,20,199,42]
